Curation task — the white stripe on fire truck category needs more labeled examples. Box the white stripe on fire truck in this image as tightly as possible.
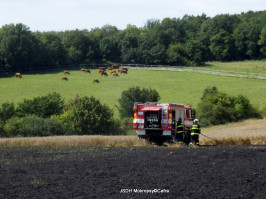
[133,119,144,123]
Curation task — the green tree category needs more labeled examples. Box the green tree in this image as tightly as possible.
[209,29,236,61]
[0,23,41,72]
[258,27,266,58]
[35,31,66,66]
[185,39,206,65]
[16,92,64,118]
[138,29,166,64]
[117,87,160,118]
[120,25,141,63]
[58,96,114,135]
[62,30,94,63]
[166,43,190,65]
[100,35,121,62]
[233,20,262,59]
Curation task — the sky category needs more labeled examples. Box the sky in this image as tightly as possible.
[0,0,265,32]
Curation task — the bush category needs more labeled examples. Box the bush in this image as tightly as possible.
[198,86,261,126]
[3,117,23,137]
[3,116,71,137]
[0,120,6,137]
[16,92,64,118]
[57,96,114,135]
[0,102,16,122]
[116,87,160,118]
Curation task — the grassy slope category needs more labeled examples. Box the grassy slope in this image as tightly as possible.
[204,60,266,73]
[0,67,266,118]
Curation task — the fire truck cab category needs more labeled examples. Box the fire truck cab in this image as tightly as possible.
[133,102,195,144]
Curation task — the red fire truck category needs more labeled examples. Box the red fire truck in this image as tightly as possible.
[133,102,195,144]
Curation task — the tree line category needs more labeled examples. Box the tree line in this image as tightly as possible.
[0,10,266,73]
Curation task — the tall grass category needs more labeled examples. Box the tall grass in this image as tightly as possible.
[0,135,150,147]
[1,118,265,147]
[200,118,266,145]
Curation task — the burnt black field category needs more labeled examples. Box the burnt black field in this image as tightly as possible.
[0,145,265,199]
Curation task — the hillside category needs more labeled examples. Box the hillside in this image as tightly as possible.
[1,67,266,118]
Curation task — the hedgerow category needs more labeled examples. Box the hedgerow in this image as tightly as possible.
[2,116,71,137]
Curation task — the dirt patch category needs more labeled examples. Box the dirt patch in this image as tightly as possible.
[0,145,265,198]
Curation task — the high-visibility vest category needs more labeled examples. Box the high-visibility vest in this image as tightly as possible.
[191,123,201,135]
[172,121,176,128]
[176,122,184,134]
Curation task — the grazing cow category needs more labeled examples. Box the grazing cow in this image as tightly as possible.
[98,67,105,71]
[62,77,68,81]
[113,73,119,77]
[64,70,70,74]
[111,64,119,69]
[15,73,22,78]
[84,69,90,73]
[93,78,99,83]
[101,71,108,76]
[121,67,128,71]
[80,68,86,71]
[99,69,105,74]
[121,70,127,74]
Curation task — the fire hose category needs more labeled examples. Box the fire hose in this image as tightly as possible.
[201,133,223,145]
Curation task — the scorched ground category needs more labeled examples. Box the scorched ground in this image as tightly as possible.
[0,145,265,198]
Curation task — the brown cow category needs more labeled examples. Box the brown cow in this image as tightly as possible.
[93,78,99,83]
[111,64,119,69]
[64,70,70,74]
[98,67,105,71]
[113,73,119,77]
[99,69,105,74]
[84,69,90,73]
[80,68,86,71]
[15,73,22,78]
[62,77,68,81]
[121,70,127,74]
[101,71,108,76]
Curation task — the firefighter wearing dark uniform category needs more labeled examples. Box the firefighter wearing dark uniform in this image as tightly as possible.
[190,119,201,146]
[175,118,184,144]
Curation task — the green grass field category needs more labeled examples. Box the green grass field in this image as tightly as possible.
[204,60,266,73]
[1,64,266,117]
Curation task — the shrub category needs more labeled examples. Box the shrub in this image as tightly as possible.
[116,87,160,118]
[0,120,6,137]
[57,96,114,135]
[16,92,64,118]
[3,116,71,137]
[198,86,261,126]
[0,102,16,122]
[3,117,23,137]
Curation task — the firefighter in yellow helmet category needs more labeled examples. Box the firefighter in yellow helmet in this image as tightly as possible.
[189,119,201,146]
[174,118,184,144]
